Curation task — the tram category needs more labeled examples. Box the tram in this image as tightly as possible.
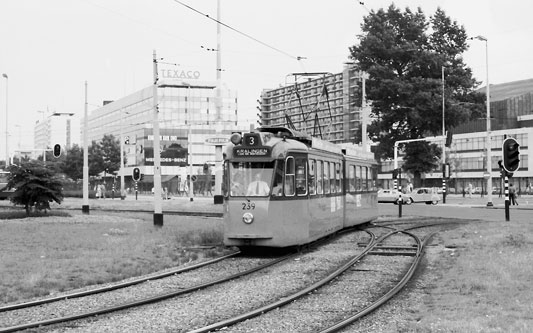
[222,126,378,249]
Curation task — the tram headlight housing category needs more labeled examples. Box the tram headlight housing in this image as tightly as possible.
[242,212,254,224]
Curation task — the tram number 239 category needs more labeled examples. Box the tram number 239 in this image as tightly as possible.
[242,201,256,210]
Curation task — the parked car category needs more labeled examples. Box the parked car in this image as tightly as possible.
[406,187,440,205]
[377,189,411,205]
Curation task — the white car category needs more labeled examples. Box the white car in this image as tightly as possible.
[406,187,440,205]
[377,189,411,205]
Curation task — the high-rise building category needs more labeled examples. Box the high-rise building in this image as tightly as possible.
[258,64,364,144]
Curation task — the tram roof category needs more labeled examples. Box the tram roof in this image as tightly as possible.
[225,126,375,161]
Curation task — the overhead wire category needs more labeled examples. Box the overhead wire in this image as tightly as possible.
[171,0,304,62]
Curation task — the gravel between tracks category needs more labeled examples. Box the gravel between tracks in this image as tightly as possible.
[34,231,370,332]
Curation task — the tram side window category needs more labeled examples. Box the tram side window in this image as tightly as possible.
[316,160,323,194]
[330,162,336,193]
[323,161,330,194]
[356,166,362,191]
[308,159,316,195]
[362,166,368,191]
[296,158,307,196]
[272,160,285,196]
[348,165,356,192]
[335,163,342,192]
[285,157,295,196]
[370,166,377,191]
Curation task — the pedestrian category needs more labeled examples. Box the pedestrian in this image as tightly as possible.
[100,183,106,199]
[509,184,518,205]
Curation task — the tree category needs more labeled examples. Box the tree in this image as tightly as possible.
[349,5,485,181]
[101,134,122,175]
[87,134,123,177]
[60,144,84,181]
[7,161,64,215]
[401,142,441,186]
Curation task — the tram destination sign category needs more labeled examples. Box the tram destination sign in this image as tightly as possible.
[234,146,271,157]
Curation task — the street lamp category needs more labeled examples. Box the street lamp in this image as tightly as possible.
[2,73,8,168]
[471,35,493,206]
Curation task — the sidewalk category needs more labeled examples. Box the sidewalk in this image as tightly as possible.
[440,194,533,209]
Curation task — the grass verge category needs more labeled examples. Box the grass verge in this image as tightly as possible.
[0,209,228,304]
[389,219,533,332]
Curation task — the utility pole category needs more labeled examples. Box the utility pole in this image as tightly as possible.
[2,73,8,168]
[152,50,163,226]
[82,81,89,214]
[213,0,224,204]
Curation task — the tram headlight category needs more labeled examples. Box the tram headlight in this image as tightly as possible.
[230,132,242,145]
[242,212,254,224]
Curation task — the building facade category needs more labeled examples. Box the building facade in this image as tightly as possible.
[82,79,249,185]
[33,112,75,157]
[258,64,364,144]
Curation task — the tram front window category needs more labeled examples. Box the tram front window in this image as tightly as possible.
[229,162,274,197]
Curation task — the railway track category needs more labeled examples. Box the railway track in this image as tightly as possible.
[0,227,370,332]
[0,252,287,332]
[0,221,454,332]
[187,225,431,333]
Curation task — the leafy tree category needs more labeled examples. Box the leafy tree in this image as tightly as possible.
[60,144,84,181]
[349,5,485,183]
[7,161,64,215]
[88,140,105,177]
[100,134,122,175]
[87,135,123,177]
[401,141,441,182]
[57,135,124,179]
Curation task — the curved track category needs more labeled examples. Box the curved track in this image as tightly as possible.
[189,223,442,333]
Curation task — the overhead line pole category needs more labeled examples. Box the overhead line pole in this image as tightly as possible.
[82,81,89,214]
[152,50,163,226]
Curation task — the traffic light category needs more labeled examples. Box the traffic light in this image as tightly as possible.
[502,137,520,173]
[392,168,399,179]
[445,131,453,147]
[125,136,130,145]
[132,167,141,181]
[53,144,62,158]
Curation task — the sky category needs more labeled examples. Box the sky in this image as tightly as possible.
[1,0,533,158]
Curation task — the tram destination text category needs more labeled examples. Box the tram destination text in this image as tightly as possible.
[234,147,271,157]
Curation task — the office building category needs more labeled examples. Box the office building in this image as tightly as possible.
[33,112,75,157]
[82,78,248,184]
